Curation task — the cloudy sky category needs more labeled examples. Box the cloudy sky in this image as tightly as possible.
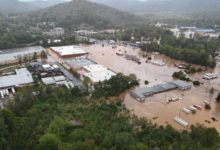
[18,0,91,1]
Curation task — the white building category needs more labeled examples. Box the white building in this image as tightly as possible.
[44,27,65,37]
[0,68,34,98]
[0,68,33,89]
[50,46,88,58]
[41,75,74,89]
[74,30,98,36]
[203,73,218,80]
[83,64,116,83]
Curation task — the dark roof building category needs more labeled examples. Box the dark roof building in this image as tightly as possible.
[131,80,191,102]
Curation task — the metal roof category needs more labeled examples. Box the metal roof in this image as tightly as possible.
[170,80,191,89]
[0,68,33,88]
[41,77,56,85]
[50,46,87,56]
[131,80,191,99]
[54,76,66,82]
[83,64,116,83]
[66,57,95,69]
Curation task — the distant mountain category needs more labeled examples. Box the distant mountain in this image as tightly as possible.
[0,0,38,14]
[28,0,144,29]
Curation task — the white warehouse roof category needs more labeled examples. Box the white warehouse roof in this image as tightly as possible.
[83,64,107,72]
[50,46,87,56]
[83,64,116,83]
[41,77,56,85]
[42,76,66,85]
[0,68,33,89]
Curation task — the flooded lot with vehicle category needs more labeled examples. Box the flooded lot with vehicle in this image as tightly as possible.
[82,44,220,132]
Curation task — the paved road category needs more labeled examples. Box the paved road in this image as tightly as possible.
[46,49,84,89]
[57,63,84,89]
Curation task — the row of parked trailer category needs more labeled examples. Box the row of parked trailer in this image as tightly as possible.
[182,104,203,114]
[175,101,209,127]
[0,88,16,99]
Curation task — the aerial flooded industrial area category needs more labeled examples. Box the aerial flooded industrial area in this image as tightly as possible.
[2,0,220,149]
[1,41,219,132]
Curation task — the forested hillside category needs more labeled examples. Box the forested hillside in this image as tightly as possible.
[28,0,144,29]
[137,27,219,68]
[0,14,42,50]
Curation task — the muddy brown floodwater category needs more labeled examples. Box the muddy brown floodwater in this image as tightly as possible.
[82,44,220,132]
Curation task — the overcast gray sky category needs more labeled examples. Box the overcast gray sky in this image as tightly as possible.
[19,0,71,1]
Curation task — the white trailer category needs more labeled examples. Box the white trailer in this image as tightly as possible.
[182,108,191,114]
[174,116,189,127]
[203,100,210,105]
[0,90,4,98]
[189,106,197,111]
[5,89,9,96]
[12,87,16,94]
[2,90,6,96]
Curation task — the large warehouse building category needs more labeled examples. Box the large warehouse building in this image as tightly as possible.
[131,80,192,102]
[0,68,33,89]
[83,64,116,83]
[0,68,34,98]
[50,46,88,58]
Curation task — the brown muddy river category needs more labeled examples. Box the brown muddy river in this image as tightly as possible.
[82,44,220,132]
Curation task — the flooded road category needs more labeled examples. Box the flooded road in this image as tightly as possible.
[82,44,220,132]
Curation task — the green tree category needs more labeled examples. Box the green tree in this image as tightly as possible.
[23,55,28,64]
[40,51,48,62]
[47,117,69,137]
[38,134,60,150]
[32,52,38,62]
[18,56,22,65]
[216,92,220,103]
[0,118,9,150]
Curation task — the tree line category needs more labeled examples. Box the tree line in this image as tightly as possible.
[140,28,219,68]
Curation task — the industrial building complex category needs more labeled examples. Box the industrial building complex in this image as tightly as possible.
[28,62,80,89]
[131,80,191,101]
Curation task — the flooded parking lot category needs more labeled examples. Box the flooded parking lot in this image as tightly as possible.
[83,44,220,132]
[0,46,44,64]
